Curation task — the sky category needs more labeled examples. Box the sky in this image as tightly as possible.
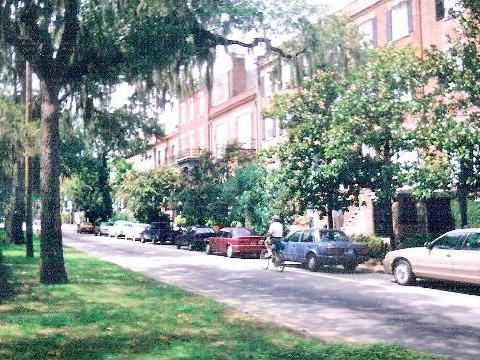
[311,0,353,13]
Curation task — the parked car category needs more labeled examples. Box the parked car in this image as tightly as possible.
[140,221,176,244]
[175,226,215,251]
[281,229,369,272]
[77,221,95,234]
[109,220,133,238]
[125,223,149,241]
[384,229,480,286]
[205,227,265,258]
[94,222,112,236]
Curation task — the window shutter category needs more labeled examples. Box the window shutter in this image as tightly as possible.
[372,17,378,48]
[407,0,413,33]
[386,9,392,42]
[435,0,445,21]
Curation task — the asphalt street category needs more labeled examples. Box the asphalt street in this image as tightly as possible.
[63,227,480,360]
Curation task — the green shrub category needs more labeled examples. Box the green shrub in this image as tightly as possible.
[353,235,387,260]
[399,234,435,249]
[452,199,480,228]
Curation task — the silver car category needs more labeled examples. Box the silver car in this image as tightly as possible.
[384,229,480,286]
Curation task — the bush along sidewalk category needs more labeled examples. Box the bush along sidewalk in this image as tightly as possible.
[0,239,441,360]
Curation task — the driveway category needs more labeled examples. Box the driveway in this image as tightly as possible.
[63,228,480,360]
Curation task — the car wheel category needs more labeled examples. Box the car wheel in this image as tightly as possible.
[176,242,181,249]
[306,253,318,272]
[343,263,357,272]
[226,245,235,258]
[205,243,212,255]
[394,259,415,286]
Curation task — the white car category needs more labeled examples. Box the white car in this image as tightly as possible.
[109,220,133,238]
[125,223,149,241]
[384,229,480,286]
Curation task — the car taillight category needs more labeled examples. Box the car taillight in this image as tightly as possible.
[327,246,343,255]
[355,247,368,255]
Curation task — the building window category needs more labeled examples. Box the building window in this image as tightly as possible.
[198,126,205,150]
[358,17,378,48]
[215,123,228,155]
[435,0,445,20]
[236,113,252,148]
[188,99,194,122]
[198,91,205,115]
[387,1,412,41]
[259,76,265,98]
[263,117,276,140]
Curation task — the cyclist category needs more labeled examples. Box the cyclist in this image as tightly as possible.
[266,215,284,260]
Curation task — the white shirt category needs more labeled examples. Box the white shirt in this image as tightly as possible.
[267,221,284,238]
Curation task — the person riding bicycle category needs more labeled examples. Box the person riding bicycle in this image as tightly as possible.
[266,215,284,258]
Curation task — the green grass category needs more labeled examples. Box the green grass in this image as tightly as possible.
[0,232,439,360]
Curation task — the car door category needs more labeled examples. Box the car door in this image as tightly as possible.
[283,231,303,261]
[451,232,480,284]
[296,230,314,263]
[211,231,224,253]
[417,233,463,280]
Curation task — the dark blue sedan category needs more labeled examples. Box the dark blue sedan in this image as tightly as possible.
[281,229,369,272]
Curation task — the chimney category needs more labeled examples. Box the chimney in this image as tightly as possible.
[229,56,246,98]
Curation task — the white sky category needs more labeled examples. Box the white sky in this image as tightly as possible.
[311,0,353,13]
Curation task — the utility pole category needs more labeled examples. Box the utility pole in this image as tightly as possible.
[25,61,34,258]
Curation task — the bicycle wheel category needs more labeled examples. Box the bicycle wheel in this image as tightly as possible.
[260,249,270,270]
[273,253,285,272]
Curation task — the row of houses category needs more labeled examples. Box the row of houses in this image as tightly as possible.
[128,0,460,240]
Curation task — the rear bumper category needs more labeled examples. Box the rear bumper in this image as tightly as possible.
[316,255,369,265]
[231,244,266,254]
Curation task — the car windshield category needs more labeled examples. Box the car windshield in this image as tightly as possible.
[232,228,254,237]
[317,230,350,242]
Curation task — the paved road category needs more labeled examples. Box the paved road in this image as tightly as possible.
[63,228,480,360]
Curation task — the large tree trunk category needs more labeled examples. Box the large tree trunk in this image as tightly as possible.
[98,153,113,221]
[6,154,25,245]
[39,81,68,284]
[25,62,33,258]
[458,160,470,228]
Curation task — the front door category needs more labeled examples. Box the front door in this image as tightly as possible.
[452,232,480,284]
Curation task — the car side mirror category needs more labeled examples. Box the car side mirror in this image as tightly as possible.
[424,242,432,249]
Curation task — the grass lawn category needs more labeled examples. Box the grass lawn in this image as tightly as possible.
[0,234,439,360]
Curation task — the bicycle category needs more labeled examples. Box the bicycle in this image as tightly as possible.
[260,248,285,272]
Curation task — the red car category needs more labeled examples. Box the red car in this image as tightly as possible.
[205,227,265,258]
[77,221,95,234]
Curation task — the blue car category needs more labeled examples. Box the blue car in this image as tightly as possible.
[281,229,369,272]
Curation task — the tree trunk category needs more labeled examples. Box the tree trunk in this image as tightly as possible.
[6,155,25,245]
[39,81,68,284]
[25,61,34,258]
[25,156,34,257]
[326,205,334,229]
[458,160,469,228]
[98,153,113,221]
